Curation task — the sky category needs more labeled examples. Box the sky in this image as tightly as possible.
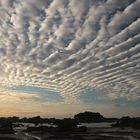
[0,0,140,118]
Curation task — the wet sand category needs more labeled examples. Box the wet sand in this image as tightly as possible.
[0,125,140,140]
[0,133,40,140]
[25,127,140,140]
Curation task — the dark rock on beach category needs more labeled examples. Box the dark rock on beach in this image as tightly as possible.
[0,119,14,134]
[112,116,140,129]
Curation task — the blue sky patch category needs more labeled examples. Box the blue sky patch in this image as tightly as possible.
[79,88,140,107]
[8,85,64,103]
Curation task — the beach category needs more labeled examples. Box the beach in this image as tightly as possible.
[0,123,140,140]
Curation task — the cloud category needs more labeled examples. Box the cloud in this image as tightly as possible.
[0,87,41,103]
[0,0,139,103]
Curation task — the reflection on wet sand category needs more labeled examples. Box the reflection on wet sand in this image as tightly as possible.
[1,126,140,140]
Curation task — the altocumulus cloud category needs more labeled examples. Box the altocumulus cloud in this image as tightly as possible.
[0,87,41,103]
[0,0,140,103]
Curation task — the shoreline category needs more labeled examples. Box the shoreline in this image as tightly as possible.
[0,121,140,140]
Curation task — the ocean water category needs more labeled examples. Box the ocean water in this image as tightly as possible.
[79,122,113,127]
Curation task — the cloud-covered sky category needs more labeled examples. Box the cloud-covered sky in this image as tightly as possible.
[0,0,140,117]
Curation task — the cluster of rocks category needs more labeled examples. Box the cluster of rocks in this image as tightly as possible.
[112,116,140,129]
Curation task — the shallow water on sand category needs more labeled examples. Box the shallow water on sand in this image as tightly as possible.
[0,123,140,140]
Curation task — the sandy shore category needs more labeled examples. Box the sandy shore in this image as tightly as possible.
[24,127,140,140]
[0,126,140,140]
[0,133,40,140]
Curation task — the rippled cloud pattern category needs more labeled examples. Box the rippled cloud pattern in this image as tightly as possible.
[0,0,140,102]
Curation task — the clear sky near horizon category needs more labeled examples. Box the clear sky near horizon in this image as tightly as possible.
[0,0,140,118]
